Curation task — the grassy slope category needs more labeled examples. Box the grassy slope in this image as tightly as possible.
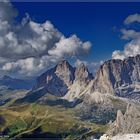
[0,103,108,140]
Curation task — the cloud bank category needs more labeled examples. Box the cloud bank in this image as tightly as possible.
[0,1,92,77]
[112,13,140,60]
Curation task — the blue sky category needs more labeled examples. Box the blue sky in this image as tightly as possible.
[0,1,140,77]
[12,2,140,62]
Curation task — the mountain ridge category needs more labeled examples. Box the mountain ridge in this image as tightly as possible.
[91,54,140,101]
[17,54,140,104]
[33,60,93,99]
[0,75,35,90]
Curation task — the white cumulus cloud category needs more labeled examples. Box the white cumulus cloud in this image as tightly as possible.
[48,35,91,58]
[112,13,140,60]
[0,1,92,77]
[124,13,140,25]
[121,29,140,40]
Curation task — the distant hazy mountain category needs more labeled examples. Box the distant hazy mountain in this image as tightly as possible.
[0,75,35,90]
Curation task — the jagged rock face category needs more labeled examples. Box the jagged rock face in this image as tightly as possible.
[32,54,140,102]
[74,63,93,85]
[55,60,75,86]
[63,63,93,101]
[107,103,140,136]
[92,55,140,98]
[33,60,75,96]
[33,60,93,98]
[75,90,128,124]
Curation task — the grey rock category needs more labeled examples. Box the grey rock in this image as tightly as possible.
[33,60,75,96]
[92,55,140,101]
[33,60,93,99]
[107,103,140,136]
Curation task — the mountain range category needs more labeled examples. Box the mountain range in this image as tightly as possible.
[0,75,35,90]
[23,55,140,103]
[1,55,140,139]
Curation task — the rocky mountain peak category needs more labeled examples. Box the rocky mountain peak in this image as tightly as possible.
[116,110,124,128]
[92,54,140,100]
[54,60,75,86]
[76,63,88,73]
[74,63,93,84]
[33,60,75,96]
[107,103,140,136]
[56,60,72,71]
[63,63,93,101]
[33,60,94,100]
[32,54,140,101]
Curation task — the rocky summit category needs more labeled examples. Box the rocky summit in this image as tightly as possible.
[107,103,140,136]
[33,60,75,96]
[92,55,140,101]
[32,55,140,102]
[33,60,93,100]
